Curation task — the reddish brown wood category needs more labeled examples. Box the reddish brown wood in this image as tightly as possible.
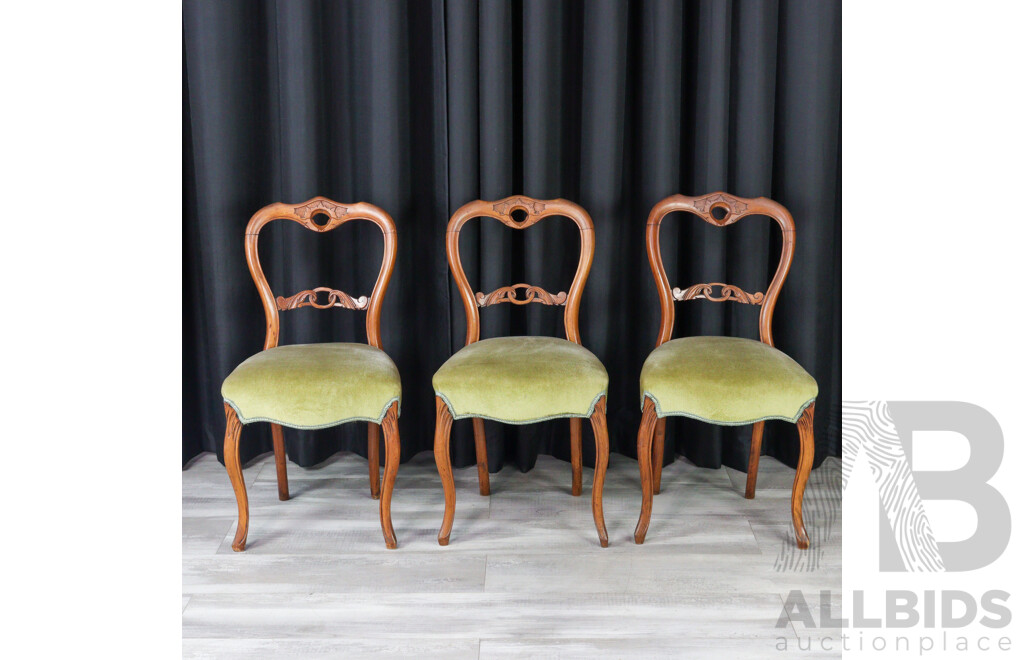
[434,396,456,546]
[744,421,765,499]
[672,283,764,305]
[446,196,595,346]
[633,396,659,544]
[270,423,289,501]
[379,400,401,549]
[276,287,369,311]
[439,196,603,544]
[792,403,815,549]
[245,196,397,351]
[589,396,610,548]
[475,284,567,307]
[645,192,795,348]
[472,418,490,496]
[223,403,248,552]
[226,197,399,550]
[570,418,582,497]
[368,423,380,500]
[652,418,666,495]
[641,192,814,548]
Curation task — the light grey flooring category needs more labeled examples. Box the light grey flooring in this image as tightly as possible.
[183,449,841,659]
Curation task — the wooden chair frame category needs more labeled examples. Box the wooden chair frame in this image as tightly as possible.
[435,196,610,547]
[634,192,816,549]
[223,196,401,550]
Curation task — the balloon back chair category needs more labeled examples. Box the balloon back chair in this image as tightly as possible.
[220,197,402,550]
[433,196,611,547]
[634,193,818,548]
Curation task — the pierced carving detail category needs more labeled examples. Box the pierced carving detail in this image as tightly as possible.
[492,197,546,216]
[277,287,369,311]
[673,283,764,305]
[475,283,568,307]
[692,193,748,226]
[294,199,349,219]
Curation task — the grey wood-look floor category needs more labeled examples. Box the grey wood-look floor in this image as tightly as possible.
[183,449,841,659]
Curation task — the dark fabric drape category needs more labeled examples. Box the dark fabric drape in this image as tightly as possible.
[183,0,841,473]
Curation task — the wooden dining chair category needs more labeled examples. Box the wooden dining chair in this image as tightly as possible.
[220,197,402,550]
[633,193,818,548]
[432,196,611,547]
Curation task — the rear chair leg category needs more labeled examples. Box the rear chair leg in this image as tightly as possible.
[744,421,765,499]
[368,423,381,500]
[472,418,490,496]
[652,418,666,494]
[270,423,289,501]
[570,418,583,496]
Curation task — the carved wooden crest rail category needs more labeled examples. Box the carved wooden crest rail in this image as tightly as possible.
[475,284,568,307]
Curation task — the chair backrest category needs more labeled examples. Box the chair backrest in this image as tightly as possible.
[245,196,397,351]
[446,196,595,346]
[646,192,795,348]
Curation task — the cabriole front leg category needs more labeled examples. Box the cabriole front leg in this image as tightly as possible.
[223,403,248,552]
[633,397,658,544]
[378,401,401,549]
[434,396,455,546]
[588,397,610,547]
[792,403,816,549]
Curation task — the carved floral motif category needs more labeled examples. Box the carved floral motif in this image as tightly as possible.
[475,283,568,307]
[692,193,748,225]
[294,199,348,219]
[492,197,546,216]
[276,287,369,311]
[672,283,764,305]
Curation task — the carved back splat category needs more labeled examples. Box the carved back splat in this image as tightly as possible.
[245,196,397,350]
[446,196,595,345]
[646,192,796,347]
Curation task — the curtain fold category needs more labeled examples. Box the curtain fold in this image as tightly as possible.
[183,0,841,472]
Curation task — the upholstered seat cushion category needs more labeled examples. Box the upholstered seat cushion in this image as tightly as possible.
[222,343,401,429]
[640,336,816,424]
[433,336,608,423]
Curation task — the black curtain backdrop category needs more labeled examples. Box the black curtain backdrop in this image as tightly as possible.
[184,0,841,475]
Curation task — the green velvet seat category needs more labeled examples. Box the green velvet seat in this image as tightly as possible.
[433,336,608,424]
[222,343,401,429]
[640,336,817,425]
